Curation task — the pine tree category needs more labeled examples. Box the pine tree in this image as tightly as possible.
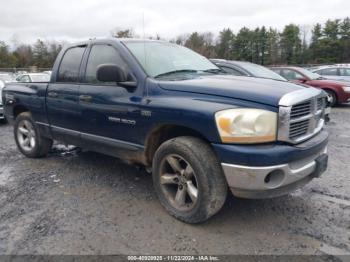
[340,17,350,61]
[234,27,253,62]
[310,23,322,63]
[280,24,302,64]
[216,28,235,59]
[266,28,280,65]
[32,39,50,68]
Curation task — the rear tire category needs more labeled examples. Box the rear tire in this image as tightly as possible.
[14,112,53,158]
[152,136,227,223]
[325,90,337,107]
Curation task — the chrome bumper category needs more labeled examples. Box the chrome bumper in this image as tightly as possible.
[221,146,327,199]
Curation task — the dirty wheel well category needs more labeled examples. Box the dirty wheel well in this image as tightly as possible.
[145,125,210,165]
[13,105,29,118]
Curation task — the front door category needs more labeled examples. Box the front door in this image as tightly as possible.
[78,44,144,154]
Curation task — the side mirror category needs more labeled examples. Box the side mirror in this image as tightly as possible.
[97,64,127,83]
[96,64,137,89]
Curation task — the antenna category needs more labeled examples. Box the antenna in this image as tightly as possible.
[142,12,145,39]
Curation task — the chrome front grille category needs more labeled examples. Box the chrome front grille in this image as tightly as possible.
[290,101,311,119]
[289,119,309,139]
[278,88,326,144]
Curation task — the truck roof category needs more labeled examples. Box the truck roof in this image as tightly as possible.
[67,37,168,47]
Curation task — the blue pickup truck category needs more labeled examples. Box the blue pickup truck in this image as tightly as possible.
[2,39,329,223]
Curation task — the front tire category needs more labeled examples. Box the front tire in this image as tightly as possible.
[152,136,227,223]
[14,112,53,158]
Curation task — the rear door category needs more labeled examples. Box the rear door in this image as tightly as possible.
[46,45,86,144]
[78,43,144,152]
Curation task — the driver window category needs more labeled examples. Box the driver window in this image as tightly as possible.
[85,45,131,84]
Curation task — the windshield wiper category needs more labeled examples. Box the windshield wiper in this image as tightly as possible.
[154,69,198,78]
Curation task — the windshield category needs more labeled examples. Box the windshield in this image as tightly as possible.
[297,67,322,80]
[235,62,287,81]
[124,41,219,78]
[31,74,50,82]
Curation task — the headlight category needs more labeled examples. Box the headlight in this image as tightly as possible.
[343,86,350,93]
[215,108,277,144]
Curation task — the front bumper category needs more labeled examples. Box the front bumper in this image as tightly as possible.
[222,146,327,199]
[213,130,329,199]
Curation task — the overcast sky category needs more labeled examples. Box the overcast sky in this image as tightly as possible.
[1,0,350,45]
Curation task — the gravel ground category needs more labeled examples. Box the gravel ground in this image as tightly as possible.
[0,105,349,257]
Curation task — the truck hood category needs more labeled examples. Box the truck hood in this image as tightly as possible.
[158,75,305,107]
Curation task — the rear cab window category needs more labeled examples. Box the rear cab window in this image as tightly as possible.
[57,46,86,82]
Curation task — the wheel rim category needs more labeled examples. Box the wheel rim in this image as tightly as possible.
[17,120,36,151]
[159,154,199,211]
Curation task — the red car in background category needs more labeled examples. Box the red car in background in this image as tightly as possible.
[270,66,350,106]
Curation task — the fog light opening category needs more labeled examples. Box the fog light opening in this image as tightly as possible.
[264,170,285,188]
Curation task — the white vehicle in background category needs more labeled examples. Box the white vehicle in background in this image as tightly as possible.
[0,73,16,83]
[16,73,51,83]
[312,66,350,83]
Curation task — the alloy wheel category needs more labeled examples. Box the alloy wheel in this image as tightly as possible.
[159,154,199,211]
[17,120,36,151]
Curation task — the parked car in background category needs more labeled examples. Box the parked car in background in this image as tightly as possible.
[2,38,329,223]
[43,71,52,75]
[312,66,350,83]
[0,73,16,83]
[16,73,51,83]
[211,59,288,82]
[212,60,331,120]
[270,66,350,106]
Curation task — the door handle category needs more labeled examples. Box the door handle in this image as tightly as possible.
[79,95,92,102]
[48,91,58,98]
